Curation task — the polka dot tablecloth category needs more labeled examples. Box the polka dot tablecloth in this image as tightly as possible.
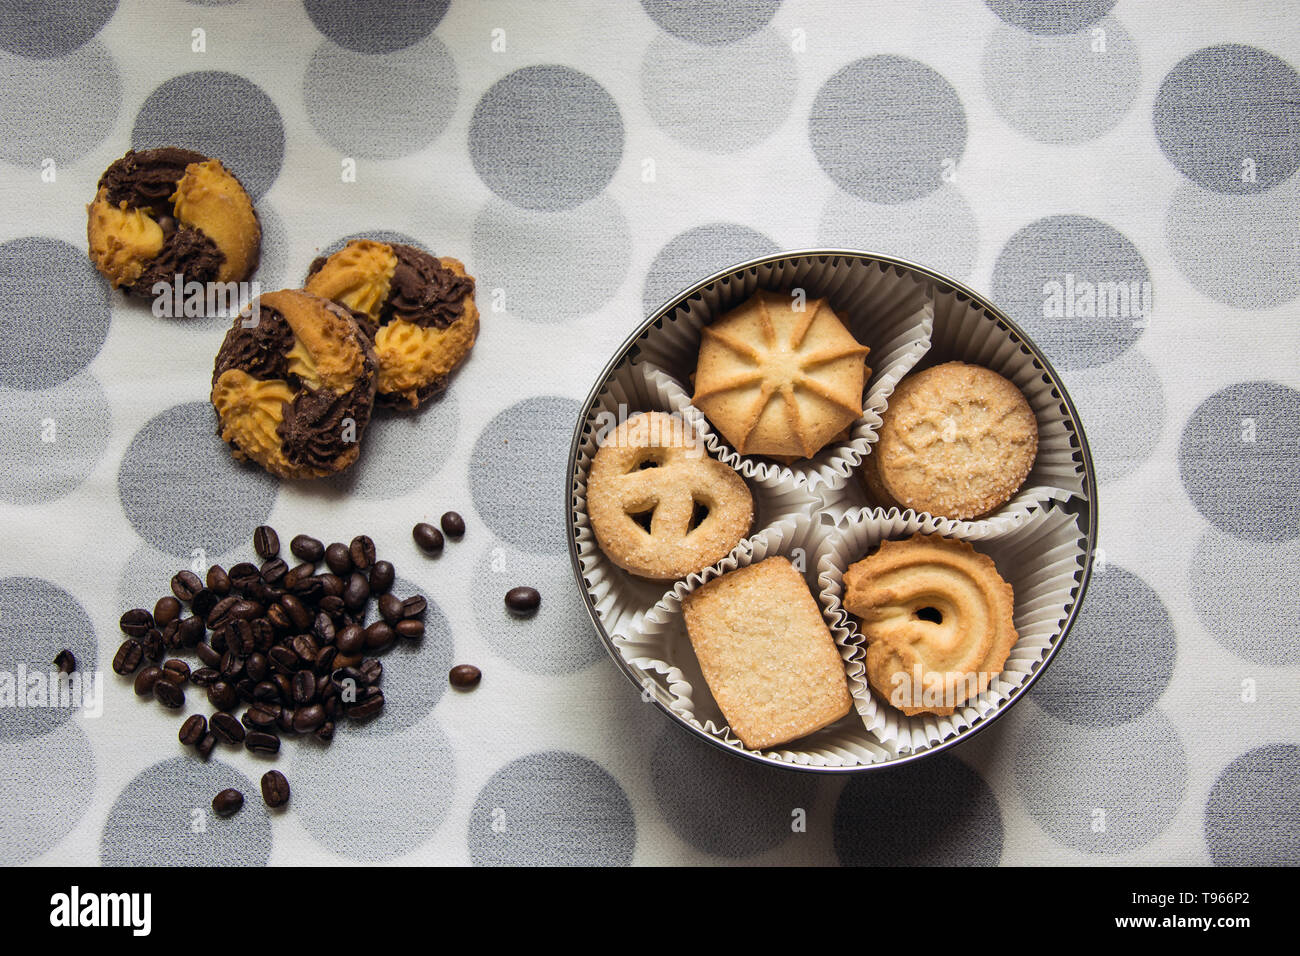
[1,0,1296,867]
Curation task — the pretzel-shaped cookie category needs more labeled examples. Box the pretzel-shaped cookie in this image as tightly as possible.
[587,412,754,580]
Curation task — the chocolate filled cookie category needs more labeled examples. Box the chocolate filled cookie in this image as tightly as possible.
[87,147,261,298]
[211,289,377,479]
[304,239,477,408]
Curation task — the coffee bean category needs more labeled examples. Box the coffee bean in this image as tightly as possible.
[228,562,260,592]
[161,659,190,684]
[312,612,335,645]
[343,572,369,613]
[440,511,465,539]
[359,658,383,685]
[346,690,385,719]
[449,664,481,689]
[349,535,376,571]
[211,712,246,745]
[293,704,325,733]
[261,770,290,808]
[230,600,263,622]
[363,621,394,652]
[291,634,319,665]
[206,564,231,595]
[160,619,181,650]
[313,645,338,674]
[290,535,325,563]
[153,679,184,709]
[315,720,335,742]
[191,645,218,671]
[119,608,153,638]
[220,650,245,680]
[335,624,364,655]
[324,542,352,576]
[197,733,217,760]
[54,649,76,674]
[190,667,219,687]
[244,705,279,730]
[412,522,444,554]
[283,561,315,591]
[245,652,269,682]
[367,559,394,595]
[142,630,165,662]
[292,671,317,705]
[250,618,273,652]
[179,714,207,746]
[134,665,162,696]
[377,593,404,626]
[112,639,144,675]
[272,673,293,702]
[505,586,541,615]
[279,593,312,631]
[267,645,297,675]
[318,575,345,600]
[212,788,244,817]
[171,570,203,602]
[236,678,257,703]
[207,595,240,629]
[394,619,425,640]
[153,596,182,627]
[253,525,280,560]
[190,589,218,620]
[246,731,280,754]
[177,616,206,647]
[400,595,427,620]
[208,681,238,712]
[260,556,288,585]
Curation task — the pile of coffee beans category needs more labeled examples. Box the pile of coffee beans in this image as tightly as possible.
[114,528,430,768]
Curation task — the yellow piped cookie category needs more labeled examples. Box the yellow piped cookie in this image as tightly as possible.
[171,159,261,284]
[86,188,166,288]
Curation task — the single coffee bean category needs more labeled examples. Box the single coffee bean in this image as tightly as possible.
[291,634,319,664]
[369,561,395,595]
[412,522,444,554]
[119,608,153,638]
[252,680,280,702]
[190,667,220,687]
[505,586,541,615]
[212,788,244,817]
[324,542,352,576]
[227,620,255,655]
[190,588,218,621]
[207,595,240,629]
[206,564,231,595]
[284,562,316,591]
[335,624,364,656]
[161,659,190,684]
[134,665,163,696]
[153,596,182,627]
[236,678,257,703]
[197,733,217,760]
[266,603,291,632]
[276,707,296,735]
[343,572,370,613]
[112,639,144,675]
[377,593,404,626]
[292,670,317,705]
[228,562,260,592]
[290,535,325,563]
[179,714,207,746]
[260,557,288,585]
[280,593,312,631]
[211,711,246,744]
[153,679,184,709]
[324,695,342,719]
[177,615,206,647]
[253,525,280,560]
[142,630,165,662]
[171,570,203,602]
[400,595,427,620]
[261,770,290,808]
[312,612,335,645]
[313,644,338,674]
[363,621,394,652]
[250,618,273,652]
[292,576,324,604]
[346,691,385,719]
[349,535,376,571]
[268,646,297,674]
[193,643,220,669]
[319,574,345,600]
[395,619,425,640]
[54,649,76,674]
[359,658,383,685]
[160,619,181,650]
[208,681,239,712]
[246,731,281,754]
[220,650,245,680]
[245,652,269,682]
[272,673,293,702]
[230,600,263,622]
[440,511,465,539]
[293,704,325,733]
[315,720,336,742]
[244,705,278,730]
[449,664,482,689]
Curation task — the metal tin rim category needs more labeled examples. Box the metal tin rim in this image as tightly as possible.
[566,249,1099,774]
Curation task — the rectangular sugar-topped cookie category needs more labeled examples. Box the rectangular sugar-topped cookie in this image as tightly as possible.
[682,556,852,750]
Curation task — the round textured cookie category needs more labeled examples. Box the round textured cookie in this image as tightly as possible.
[211,289,377,479]
[87,147,260,298]
[304,239,478,408]
[870,361,1038,519]
[587,412,754,580]
[842,533,1017,717]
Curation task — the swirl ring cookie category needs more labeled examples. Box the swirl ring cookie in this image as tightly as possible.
[868,361,1038,519]
[87,148,260,297]
[842,534,1017,717]
[211,289,377,479]
[305,239,477,408]
[587,412,754,580]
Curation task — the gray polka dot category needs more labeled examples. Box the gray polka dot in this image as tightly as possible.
[469,396,577,555]
[817,187,977,281]
[640,0,781,45]
[640,29,795,152]
[303,0,449,54]
[0,578,98,740]
[100,756,271,866]
[0,0,116,57]
[1191,529,1300,666]
[643,222,778,315]
[1204,744,1300,865]
[252,201,288,290]
[810,56,967,204]
[471,196,630,323]
[117,401,279,559]
[326,390,458,499]
[652,724,816,858]
[469,65,623,211]
[1034,564,1175,726]
[472,540,603,675]
[1014,708,1186,854]
[0,373,112,504]
[1166,177,1300,309]
[1060,351,1164,482]
[469,751,635,866]
[985,0,1115,35]
[293,721,455,861]
[834,753,1003,865]
[983,17,1139,144]
[991,214,1151,370]
[1178,382,1300,542]
[1154,44,1300,194]
[0,42,121,166]
[0,723,95,864]
[303,35,456,159]
[0,238,110,390]
[133,71,284,199]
